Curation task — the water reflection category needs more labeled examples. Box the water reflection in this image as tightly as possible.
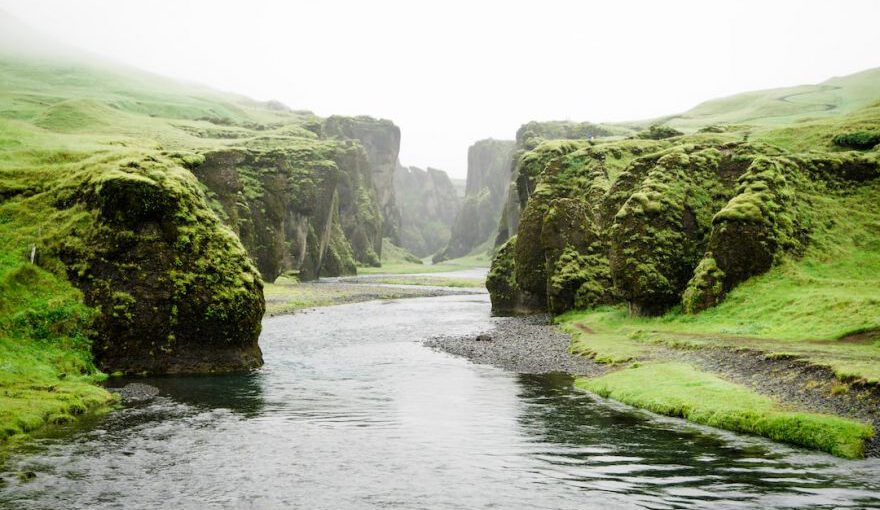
[105,372,265,417]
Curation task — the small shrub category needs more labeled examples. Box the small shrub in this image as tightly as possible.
[832,132,880,150]
[637,124,684,140]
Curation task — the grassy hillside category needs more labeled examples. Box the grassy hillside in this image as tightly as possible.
[621,67,880,132]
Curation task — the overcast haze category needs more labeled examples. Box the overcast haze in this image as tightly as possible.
[2,0,879,178]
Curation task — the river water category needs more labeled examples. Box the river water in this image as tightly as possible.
[2,292,879,509]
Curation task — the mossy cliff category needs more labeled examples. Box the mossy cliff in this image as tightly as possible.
[324,115,402,246]
[194,136,383,281]
[435,139,514,261]
[496,121,626,247]
[488,129,879,316]
[1,152,264,375]
[393,164,460,257]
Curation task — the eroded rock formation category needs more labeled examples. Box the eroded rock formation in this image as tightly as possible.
[496,121,617,247]
[487,137,878,316]
[44,155,265,374]
[324,116,402,245]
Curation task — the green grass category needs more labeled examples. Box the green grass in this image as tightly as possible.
[576,362,874,458]
[627,67,880,132]
[558,178,880,383]
[354,276,485,288]
[360,251,492,275]
[0,259,114,442]
[263,281,449,315]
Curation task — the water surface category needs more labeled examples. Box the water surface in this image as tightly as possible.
[1,293,878,509]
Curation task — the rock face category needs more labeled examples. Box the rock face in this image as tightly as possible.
[435,139,515,261]
[44,155,265,374]
[496,121,617,247]
[194,127,390,282]
[393,164,461,257]
[487,136,879,316]
[324,116,402,246]
[194,139,383,281]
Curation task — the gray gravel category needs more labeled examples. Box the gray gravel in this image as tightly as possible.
[425,314,605,376]
[110,383,160,403]
[683,348,880,457]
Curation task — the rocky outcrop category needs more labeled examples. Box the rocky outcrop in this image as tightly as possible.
[324,116,402,247]
[393,164,460,257]
[38,154,265,374]
[495,121,616,247]
[194,137,385,281]
[435,139,514,261]
[487,137,879,316]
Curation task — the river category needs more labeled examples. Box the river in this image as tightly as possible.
[1,291,879,509]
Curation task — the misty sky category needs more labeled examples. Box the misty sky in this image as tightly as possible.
[2,0,879,178]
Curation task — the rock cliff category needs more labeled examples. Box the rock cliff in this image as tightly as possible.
[495,121,617,247]
[487,135,879,316]
[435,139,514,261]
[26,153,266,374]
[324,116,402,246]
[393,164,460,257]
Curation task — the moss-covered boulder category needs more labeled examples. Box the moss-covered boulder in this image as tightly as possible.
[542,197,616,313]
[513,193,550,304]
[683,156,807,312]
[495,121,622,247]
[487,236,524,314]
[43,155,264,374]
[609,148,730,315]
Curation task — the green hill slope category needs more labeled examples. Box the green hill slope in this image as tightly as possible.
[624,67,880,131]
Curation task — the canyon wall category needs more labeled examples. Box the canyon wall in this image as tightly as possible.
[495,121,617,247]
[394,164,460,257]
[434,139,515,261]
[487,136,879,316]
[324,115,402,246]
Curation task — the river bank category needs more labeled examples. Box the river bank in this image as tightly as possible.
[264,275,485,316]
[428,312,879,459]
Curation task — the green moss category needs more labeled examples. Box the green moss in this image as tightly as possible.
[486,236,521,313]
[681,257,725,313]
[832,131,880,150]
[636,124,684,140]
[610,147,729,315]
[575,362,874,458]
[0,258,114,442]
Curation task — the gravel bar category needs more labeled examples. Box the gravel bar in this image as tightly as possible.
[425,314,604,376]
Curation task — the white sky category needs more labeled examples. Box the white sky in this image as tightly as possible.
[2,0,879,178]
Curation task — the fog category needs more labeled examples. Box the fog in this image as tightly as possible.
[2,0,878,177]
